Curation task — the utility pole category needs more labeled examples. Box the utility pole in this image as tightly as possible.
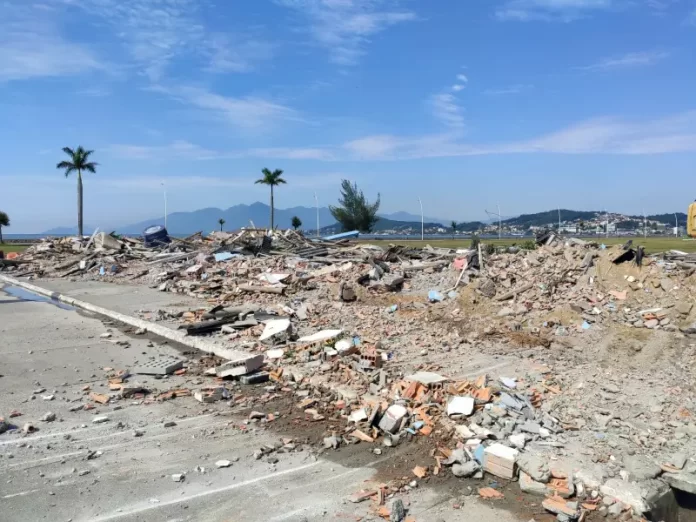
[162,182,167,229]
[418,197,424,241]
[498,202,502,239]
[314,192,319,237]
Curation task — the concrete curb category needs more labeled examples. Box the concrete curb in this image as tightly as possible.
[0,274,248,361]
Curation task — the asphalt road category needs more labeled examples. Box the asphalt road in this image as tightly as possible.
[0,280,527,522]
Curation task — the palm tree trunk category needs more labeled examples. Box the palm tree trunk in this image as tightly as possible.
[0,226,3,243]
[270,185,275,230]
[77,170,84,238]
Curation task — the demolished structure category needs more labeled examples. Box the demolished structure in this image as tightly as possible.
[4,229,696,521]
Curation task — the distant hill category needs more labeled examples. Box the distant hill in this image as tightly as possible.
[642,213,687,226]
[42,206,689,236]
[116,203,335,235]
[380,211,446,225]
[501,210,601,228]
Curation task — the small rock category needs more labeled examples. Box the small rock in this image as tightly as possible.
[216,460,232,468]
[452,461,480,478]
[323,436,341,450]
[390,499,406,522]
[41,412,56,422]
[92,416,109,424]
[172,473,185,482]
[163,421,176,428]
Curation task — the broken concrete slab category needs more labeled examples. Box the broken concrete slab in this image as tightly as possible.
[599,478,676,519]
[663,472,696,494]
[405,371,448,386]
[447,396,475,417]
[297,329,343,343]
[215,354,264,378]
[259,318,291,341]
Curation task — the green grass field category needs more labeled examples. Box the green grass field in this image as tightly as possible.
[358,237,696,254]
[0,244,30,254]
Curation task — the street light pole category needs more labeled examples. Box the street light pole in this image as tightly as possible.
[558,208,561,233]
[418,197,424,241]
[314,192,319,237]
[162,182,167,229]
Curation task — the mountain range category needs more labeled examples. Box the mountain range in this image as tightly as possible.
[42,203,450,235]
[42,204,688,236]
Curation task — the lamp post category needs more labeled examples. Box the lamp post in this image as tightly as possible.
[162,182,167,229]
[418,197,424,241]
[314,192,319,237]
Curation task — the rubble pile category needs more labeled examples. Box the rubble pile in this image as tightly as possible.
[6,231,696,521]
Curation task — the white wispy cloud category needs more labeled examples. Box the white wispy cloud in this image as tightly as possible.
[149,85,304,131]
[63,0,204,80]
[98,173,344,191]
[456,73,469,83]
[204,33,275,73]
[341,111,696,159]
[496,0,614,22]
[687,7,696,24]
[106,141,335,161]
[452,84,465,92]
[430,93,465,129]
[0,5,105,82]
[58,0,272,79]
[577,50,670,71]
[276,0,416,65]
[483,84,533,95]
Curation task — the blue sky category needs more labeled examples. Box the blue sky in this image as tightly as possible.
[1,0,695,232]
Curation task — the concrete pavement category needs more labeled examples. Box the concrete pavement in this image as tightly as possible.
[0,280,528,522]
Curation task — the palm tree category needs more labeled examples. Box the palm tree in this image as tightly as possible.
[56,146,98,238]
[451,220,457,240]
[218,218,226,231]
[0,211,9,243]
[255,168,286,230]
[291,216,302,231]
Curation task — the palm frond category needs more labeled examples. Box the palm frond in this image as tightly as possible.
[82,162,98,173]
[62,146,75,157]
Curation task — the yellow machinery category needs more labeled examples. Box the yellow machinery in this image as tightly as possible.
[689,202,696,237]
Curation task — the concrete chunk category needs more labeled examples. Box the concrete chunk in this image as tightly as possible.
[379,404,408,434]
[447,396,475,417]
[215,354,264,378]
[623,455,661,482]
[520,471,547,496]
[517,453,550,483]
[663,472,696,494]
